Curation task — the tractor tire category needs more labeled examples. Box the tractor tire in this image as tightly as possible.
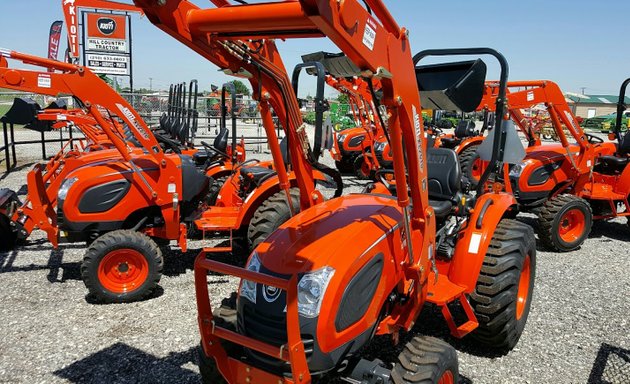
[391,336,458,384]
[353,155,372,180]
[335,156,355,174]
[468,219,536,351]
[81,230,163,304]
[197,293,238,384]
[458,145,482,189]
[206,176,229,206]
[0,215,17,252]
[537,194,592,252]
[197,345,227,384]
[247,188,300,251]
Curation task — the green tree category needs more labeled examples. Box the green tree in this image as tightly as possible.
[230,79,251,96]
[336,93,349,104]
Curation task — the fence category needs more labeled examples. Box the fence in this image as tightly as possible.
[0,91,352,174]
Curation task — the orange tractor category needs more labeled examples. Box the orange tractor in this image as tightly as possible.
[124,0,540,382]
[0,0,344,304]
[476,80,629,251]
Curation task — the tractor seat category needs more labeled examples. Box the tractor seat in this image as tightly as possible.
[426,147,462,220]
[454,120,476,139]
[428,199,453,219]
[596,155,630,174]
[240,166,276,186]
[439,137,460,148]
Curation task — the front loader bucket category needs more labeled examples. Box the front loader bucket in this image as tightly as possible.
[0,97,52,132]
[0,188,21,252]
[416,59,487,112]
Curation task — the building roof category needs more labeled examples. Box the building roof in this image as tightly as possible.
[565,94,630,105]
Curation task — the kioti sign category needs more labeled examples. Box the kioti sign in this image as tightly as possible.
[86,13,128,53]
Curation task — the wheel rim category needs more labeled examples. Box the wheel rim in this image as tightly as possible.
[98,249,149,294]
[470,157,483,181]
[438,370,455,384]
[558,208,586,243]
[516,254,531,320]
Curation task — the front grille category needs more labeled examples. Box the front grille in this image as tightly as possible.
[240,303,314,359]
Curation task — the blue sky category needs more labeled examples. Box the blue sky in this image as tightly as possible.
[1,0,629,96]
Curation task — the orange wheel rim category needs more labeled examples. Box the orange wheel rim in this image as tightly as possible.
[516,254,531,320]
[558,208,586,243]
[98,249,149,294]
[471,157,483,181]
[438,370,455,384]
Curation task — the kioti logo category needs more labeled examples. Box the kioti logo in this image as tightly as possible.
[97,18,116,35]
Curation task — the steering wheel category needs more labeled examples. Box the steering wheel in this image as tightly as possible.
[375,169,396,190]
[586,133,604,144]
[155,134,182,154]
[201,140,229,158]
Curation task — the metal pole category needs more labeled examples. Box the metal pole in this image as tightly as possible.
[10,123,16,166]
[3,122,10,172]
[41,131,47,160]
[128,13,133,93]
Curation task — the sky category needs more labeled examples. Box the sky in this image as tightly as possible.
[1,0,629,97]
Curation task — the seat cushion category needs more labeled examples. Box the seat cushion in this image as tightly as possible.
[429,199,453,220]
[240,166,276,186]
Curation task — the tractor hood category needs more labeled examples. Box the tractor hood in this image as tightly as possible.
[525,143,580,162]
[254,194,402,276]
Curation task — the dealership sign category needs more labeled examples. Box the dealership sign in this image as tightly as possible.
[86,13,128,53]
[86,53,130,75]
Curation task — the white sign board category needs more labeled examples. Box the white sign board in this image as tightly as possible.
[86,53,130,75]
[87,37,128,53]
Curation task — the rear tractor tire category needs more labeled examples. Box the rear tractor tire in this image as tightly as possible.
[391,336,458,384]
[537,194,592,252]
[458,145,482,189]
[81,230,163,304]
[247,188,300,251]
[206,176,229,206]
[468,219,536,351]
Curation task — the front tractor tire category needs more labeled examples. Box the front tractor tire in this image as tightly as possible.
[468,219,536,351]
[197,345,227,384]
[247,188,300,251]
[537,194,592,252]
[353,155,372,180]
[335,155,356,174]
[81,230,164,304]
[458,145,482,189]
[391,336,458,384]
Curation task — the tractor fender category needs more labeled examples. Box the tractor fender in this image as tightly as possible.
[205,165,233,180]
[448,192,517,292]
[455,136,484,154]
[614,161,630,195]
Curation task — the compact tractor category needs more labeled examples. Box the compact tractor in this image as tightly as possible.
[122,0,540,382]
[0,44,339,303]
[476,80,630,251]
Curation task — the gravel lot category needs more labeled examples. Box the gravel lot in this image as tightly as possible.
[0,130,628,384]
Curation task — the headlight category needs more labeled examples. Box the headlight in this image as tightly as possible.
[509,162,528,178]
[239,252,261,304]
[338,134,347,143]
[297,266,335,318]
[57,177,78,201]
[374,141,386,152]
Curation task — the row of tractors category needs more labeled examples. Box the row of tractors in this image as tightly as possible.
[0,1,628,383]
